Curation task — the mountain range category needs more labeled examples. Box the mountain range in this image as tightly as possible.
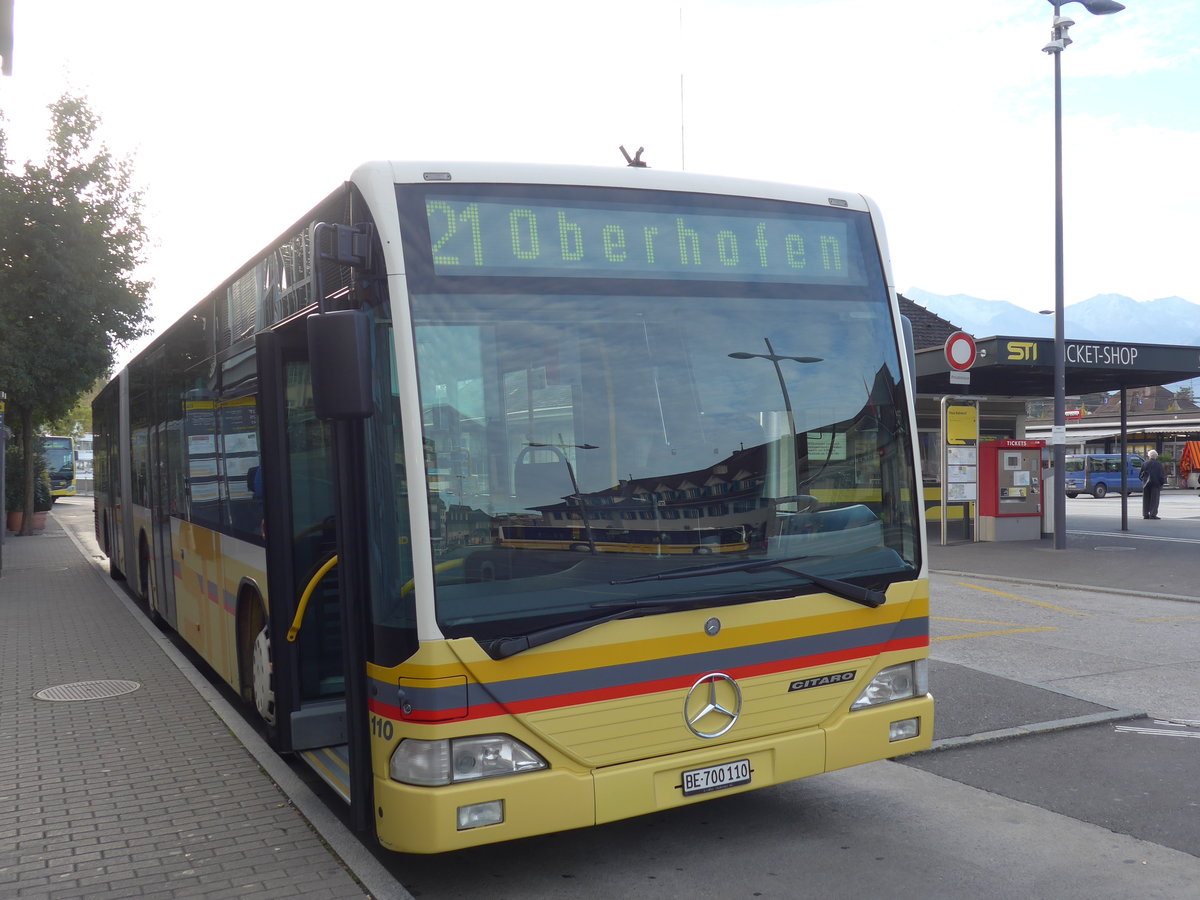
[903,288,1200,350]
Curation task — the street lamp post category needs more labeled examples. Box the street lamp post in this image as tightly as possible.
[1041,0,1124,550]
[526,440,599,554]
[729,338,822,507]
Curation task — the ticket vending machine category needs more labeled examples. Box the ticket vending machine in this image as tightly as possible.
[978,439,1045,541]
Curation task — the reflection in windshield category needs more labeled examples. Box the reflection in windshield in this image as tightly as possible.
[409,289,919,640]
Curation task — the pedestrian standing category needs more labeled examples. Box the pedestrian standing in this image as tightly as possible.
[1140,449,1166,519]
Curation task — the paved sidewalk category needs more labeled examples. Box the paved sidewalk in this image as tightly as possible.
[0,514,372,899]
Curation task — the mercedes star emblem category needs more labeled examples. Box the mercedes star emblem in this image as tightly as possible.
[683,672,742,739]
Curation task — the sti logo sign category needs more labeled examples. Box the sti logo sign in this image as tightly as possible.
[1007,341,1038,361]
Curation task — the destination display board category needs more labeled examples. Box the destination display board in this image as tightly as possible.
[401,187,876,287]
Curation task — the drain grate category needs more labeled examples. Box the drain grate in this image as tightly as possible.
[34,680,142,702]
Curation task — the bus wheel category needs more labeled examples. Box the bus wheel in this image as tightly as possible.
[1065,493,1078,499]
[1093,484,1108,499]
[139,535,166,627]
[138,535,151,601]
[251,623,277,727]
[104,513,124,581]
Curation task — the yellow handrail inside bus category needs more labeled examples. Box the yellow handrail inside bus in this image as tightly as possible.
[288,555,339,643]
[401,558,463,597]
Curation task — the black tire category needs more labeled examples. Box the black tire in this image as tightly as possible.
[138,536,167,628]
[251,621,277,728]
[238,591,278,737]
[138,536,151,601]
[1093,483,1108,499]
[1065,492,1078,499]
[103,513,125,581]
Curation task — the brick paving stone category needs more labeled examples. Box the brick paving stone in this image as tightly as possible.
[0,512,369,898]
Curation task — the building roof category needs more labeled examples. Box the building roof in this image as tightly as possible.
[898,294,960,350]
[915,334,1200,397]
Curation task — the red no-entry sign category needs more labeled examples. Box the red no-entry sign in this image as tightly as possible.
[945,332,977,371]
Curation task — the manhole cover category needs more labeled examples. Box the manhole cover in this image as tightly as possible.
[33,680,141,702]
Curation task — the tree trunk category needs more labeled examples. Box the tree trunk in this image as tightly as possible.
[19,407,35,537]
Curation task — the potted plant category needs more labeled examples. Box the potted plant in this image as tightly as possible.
[5,440,52,533]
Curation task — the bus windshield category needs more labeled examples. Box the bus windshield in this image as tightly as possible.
[43,436,76,496]
[43,437,74,476]
[398,185,920,644]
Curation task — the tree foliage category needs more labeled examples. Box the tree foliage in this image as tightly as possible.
[0,94,152,533]
[45,378,104,438]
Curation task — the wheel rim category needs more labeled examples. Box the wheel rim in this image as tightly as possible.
[252,626,276,726]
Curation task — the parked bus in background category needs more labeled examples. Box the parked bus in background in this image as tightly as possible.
[1063,453,1144,498]
[93,161,932,853]
[43,435,76,500]
[494,524,751,556]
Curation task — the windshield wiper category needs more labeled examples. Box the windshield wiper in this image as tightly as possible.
[481,558,886,660]
[611,556,886,609]
[481,604,671,660]
[479,588,788,660]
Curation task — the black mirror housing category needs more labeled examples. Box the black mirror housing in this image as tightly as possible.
[308,310,373,420]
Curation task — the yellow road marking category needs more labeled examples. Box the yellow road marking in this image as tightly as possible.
[931,615,1057,641]
[954,581,1089,616]
[1135,615,1200,623]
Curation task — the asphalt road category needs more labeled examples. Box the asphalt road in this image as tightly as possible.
[904,717,1200,859]
[382,511,1200,897]
[912,567,1200,866]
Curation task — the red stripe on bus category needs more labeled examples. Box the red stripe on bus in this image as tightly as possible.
[367,700,472,723]
[367,632,927,724]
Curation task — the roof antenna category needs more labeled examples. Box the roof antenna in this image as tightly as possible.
[619,146,649,168]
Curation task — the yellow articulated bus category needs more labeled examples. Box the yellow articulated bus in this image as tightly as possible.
[94,161,932,853]
[44,435,77,499]
[494,524,751,556]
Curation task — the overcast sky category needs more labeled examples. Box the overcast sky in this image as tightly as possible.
[3,0,1197,362]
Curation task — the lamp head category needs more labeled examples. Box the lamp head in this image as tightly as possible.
[1048,0,1125,14]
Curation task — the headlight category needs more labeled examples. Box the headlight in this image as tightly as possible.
[390,735,547,786]
[850,660,927,710]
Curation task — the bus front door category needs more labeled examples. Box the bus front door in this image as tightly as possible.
[256,321,347,768]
